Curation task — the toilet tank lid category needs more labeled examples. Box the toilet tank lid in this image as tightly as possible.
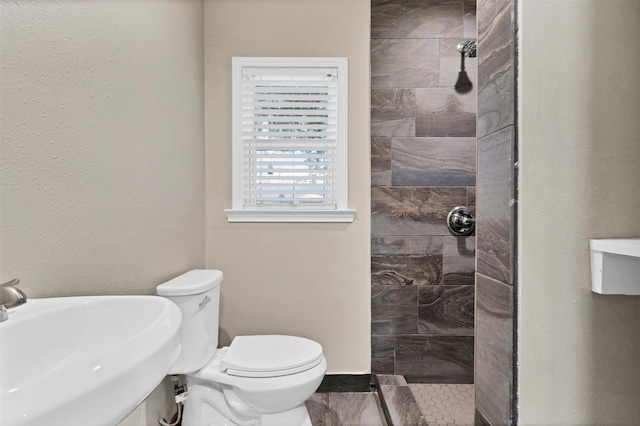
[156,270,223,296]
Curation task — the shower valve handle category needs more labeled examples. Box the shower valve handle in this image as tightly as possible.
[447,206,476,236]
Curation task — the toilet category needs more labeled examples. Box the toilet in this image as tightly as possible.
[156,269,326,426]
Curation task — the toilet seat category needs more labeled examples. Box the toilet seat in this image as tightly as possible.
[220,335,324,378]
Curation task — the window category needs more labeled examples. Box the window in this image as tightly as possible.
[225,57,355,223]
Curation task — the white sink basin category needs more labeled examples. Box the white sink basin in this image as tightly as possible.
[0,296,182,425]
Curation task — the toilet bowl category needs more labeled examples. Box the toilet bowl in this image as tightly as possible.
[156,270,326,426]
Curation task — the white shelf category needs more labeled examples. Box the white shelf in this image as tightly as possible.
[590,238,640,295]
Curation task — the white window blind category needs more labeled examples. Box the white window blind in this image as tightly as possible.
[227,57,354,223]
[242,67,338,209]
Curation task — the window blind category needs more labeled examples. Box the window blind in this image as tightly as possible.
[241,66,339,210]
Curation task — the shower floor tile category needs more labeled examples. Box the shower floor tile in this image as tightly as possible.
[408,384,475,426]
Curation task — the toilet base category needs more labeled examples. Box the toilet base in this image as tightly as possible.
[182,385,312,426]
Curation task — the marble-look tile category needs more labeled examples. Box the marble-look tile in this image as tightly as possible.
[371,137,391,187]
[443,236,475,285]
[306,393,330,426]
[439,38,478,92]
[371,89,416,137]
[475,273,513,426]
[415,88,476,137]
[475,409,492,426]
[372,254,443,286]
[476,126,514,284]
[372,336,395,374]
[306,393,388,426]
[375,374,407,386]
[371,285,418,335]
[378,384,427,426]
[328,393,387,426]
[371,235,443,256]
[371,137,391,174]
[467,186,476,213]
[371,89,416,122]
[395,335,474,383]
[372,187,468,236]
[418,285,474,335]
[371,39,439,88]
[372,170,392,188]
[477,0,515,138]
[391,137,476,186]
[372,0,464,39]
[372,118,415,138]
[464,0,477,38]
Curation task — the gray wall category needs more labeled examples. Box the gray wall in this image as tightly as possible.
[0,1,206,424]
[370,0,477,383]
[518,1,640,424]
[204,0,372,374]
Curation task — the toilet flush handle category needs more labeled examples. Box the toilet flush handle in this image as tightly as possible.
[199,295,211,309]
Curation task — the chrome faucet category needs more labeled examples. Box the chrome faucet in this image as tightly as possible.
[1,278,27,310]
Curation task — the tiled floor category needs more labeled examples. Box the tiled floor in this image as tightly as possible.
[306,392,388,426]
[408,384,475,426]
[306,376,474,426]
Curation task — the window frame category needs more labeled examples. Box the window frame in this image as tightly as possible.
[225,57,355,223]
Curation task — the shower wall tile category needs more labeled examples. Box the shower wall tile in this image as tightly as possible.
[371,0,479,383]
[476,126,514,284]
[372,137,392,187]
[415,89,476,137]
[464,0,477,38]
[371,89,416,121]
[418,285,474,335]
[371,187,468,236]
[371,89,416,137]
[391,137,476,186]
[371,0,464,39]
[395,335,474,383]
[372,118,415,138]
[439,38,478,90]
[372,335,395,374]
[371,254,443,286]
[443,236,476,285]
[371,39,439,88]
[475,273,513,426]
[372,235,444,256]
[466,186,476,213]
[372,285,418,335]
[477,0,515,138]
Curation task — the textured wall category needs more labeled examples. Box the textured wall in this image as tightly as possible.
[204,0,372,374]
[0,1,205,424]
[518,1,640,424]
[370,0,477,384]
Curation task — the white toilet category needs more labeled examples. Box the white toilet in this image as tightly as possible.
[156,269,326,426]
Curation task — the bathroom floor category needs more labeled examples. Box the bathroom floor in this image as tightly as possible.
[306,392,388,426]
[307,376,475,426]
[409,384,475,426]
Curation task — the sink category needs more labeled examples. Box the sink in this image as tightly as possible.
[0,295,182,425]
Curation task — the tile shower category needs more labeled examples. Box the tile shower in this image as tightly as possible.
[370,0,478,384]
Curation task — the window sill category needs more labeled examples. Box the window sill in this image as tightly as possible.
[224,209,356,223]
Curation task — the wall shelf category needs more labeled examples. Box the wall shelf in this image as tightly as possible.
[590,238,640,295]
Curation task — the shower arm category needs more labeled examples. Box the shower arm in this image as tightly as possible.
[457,41,477,58]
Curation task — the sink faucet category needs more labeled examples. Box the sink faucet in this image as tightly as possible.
[0,278,27,311]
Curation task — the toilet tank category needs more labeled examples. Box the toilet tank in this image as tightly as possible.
[156,269,223,374]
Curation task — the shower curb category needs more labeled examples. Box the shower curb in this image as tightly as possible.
[375,375,428,426]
